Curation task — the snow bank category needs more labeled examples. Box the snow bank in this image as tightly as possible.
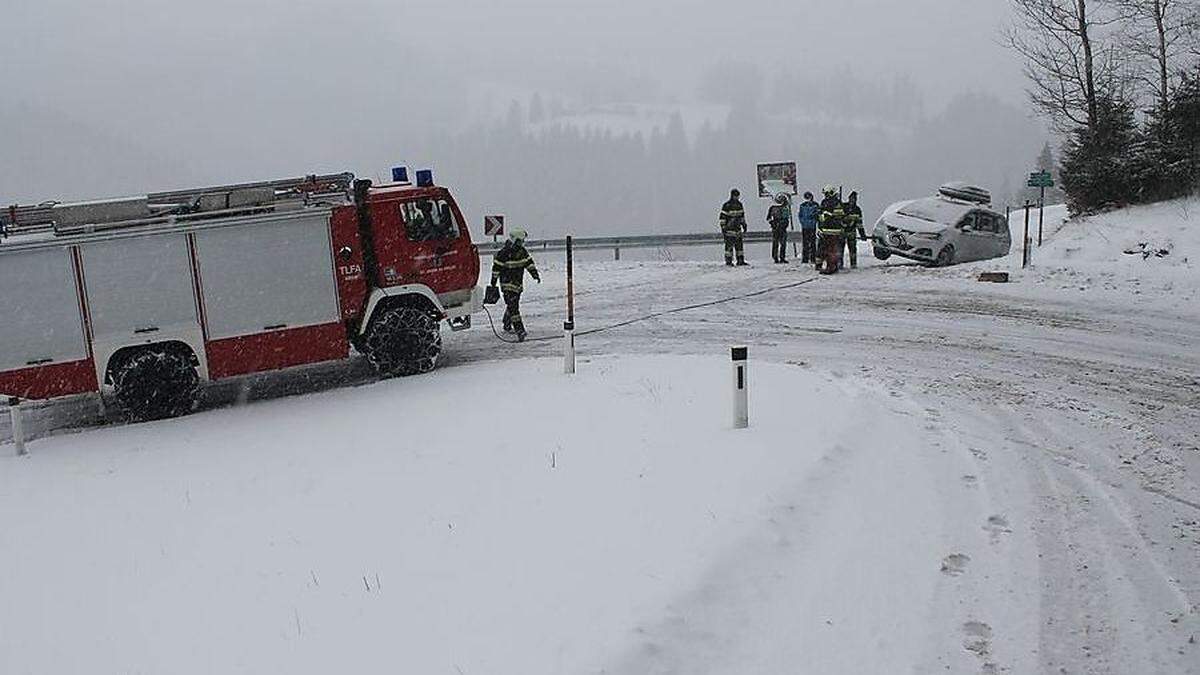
[1025,199,1199,302]
[0,355,953,674]
[869,197,1199,313]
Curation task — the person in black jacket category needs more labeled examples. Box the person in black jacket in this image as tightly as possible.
[842,191,866,269]
[719,189,749,266]
[767,193,791,263]
[489,228,540,341]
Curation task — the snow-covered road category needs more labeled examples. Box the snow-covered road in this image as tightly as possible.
[3,202,1199,673]
[443,244,1200,672]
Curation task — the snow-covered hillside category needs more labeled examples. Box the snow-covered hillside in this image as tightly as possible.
[1027,199,1198,305]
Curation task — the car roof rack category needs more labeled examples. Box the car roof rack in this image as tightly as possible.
[938,182,991,205]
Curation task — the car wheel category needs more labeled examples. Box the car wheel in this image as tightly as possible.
[364,306,442,377]
[873,246,892,261]
[935,244,955,267]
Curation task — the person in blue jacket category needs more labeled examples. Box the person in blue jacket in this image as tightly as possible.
[796,191,820,264]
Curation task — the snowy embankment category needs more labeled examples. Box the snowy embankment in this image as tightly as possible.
[1024,199,1198,305]
[872,198,1200,313]
[0,355,1009,674]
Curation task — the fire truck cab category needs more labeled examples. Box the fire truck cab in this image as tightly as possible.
[0,169,482,420]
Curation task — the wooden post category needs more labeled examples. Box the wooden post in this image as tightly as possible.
[1037,187,1046,247]
[566,236,575,324]
[1022,201,1032,269]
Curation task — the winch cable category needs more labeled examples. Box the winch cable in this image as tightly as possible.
[480,275,821,344]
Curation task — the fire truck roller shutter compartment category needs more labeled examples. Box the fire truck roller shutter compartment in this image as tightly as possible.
[193,211,345,377]
[79,234,201,344]
[0,247,90,374]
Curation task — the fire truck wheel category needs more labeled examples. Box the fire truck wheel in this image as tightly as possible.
[112,349,200,421]
[364,307,442,377]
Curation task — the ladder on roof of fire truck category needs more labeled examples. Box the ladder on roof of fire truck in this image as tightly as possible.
[1,172,356,239]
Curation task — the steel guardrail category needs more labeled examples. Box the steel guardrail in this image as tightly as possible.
[476,231,775,256]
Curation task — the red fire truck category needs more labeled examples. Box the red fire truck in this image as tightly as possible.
[0,170,482,420]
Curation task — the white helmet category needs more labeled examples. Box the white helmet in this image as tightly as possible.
[822,185,837,197]
[508,228,528,243]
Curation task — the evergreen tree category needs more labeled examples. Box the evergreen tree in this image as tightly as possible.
[1130,66,1200,202]
[1060,95,1140,214]
[1167,68,1200,194]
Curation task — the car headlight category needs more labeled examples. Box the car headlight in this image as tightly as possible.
[915,231,943,240]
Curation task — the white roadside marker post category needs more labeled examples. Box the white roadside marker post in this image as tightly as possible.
[564,320,576,374]
[9,397,27,456]
[731,347,749,429]
[564,236,576,375]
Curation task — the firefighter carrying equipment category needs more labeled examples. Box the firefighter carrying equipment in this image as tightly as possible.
[490,237,540,341]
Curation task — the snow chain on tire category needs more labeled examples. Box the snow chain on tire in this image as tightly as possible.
[112,349,200,421]
[364,306,442,377]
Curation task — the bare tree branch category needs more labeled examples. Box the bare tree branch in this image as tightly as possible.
[1111,0,1200,115]
[1005,0,1121,131]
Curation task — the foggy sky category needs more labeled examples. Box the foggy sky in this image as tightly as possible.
[3,0,1023,103]
[1,0,1030,205]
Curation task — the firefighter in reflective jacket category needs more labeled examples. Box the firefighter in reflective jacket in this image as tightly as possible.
[489,228,540,341]
[842,191,866,269]
[817,186,846,275]
[719,188,749,266]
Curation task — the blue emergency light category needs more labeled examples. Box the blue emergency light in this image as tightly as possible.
[415,169,434,187]
[391,166,409,183]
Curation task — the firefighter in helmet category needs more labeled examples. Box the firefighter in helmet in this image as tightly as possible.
[842,191,865,269]
[489,228,540,341]
[817,185,846,275]
[719,188,749,266]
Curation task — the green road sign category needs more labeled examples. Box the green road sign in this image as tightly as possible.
[1028,171,1054,188]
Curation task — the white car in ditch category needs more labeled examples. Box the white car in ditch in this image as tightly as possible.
[871,183,1012,267]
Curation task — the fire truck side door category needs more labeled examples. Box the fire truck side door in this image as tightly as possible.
[377,197,473,295]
